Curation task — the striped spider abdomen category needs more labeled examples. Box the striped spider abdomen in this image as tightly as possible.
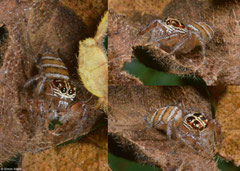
[147,106,183,140]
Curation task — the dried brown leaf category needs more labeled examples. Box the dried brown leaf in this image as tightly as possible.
[108,9,143,85]
[21,126,108,171]
[61,0,107,36]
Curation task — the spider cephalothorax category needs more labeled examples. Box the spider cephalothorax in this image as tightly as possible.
[183,112,208,131]
[146,105,221,155]
[139,16,214,68]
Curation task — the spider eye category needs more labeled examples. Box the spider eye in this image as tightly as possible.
[200,116,207,121]
[68,89,74,95]
[53,79,64,88]
[53,80,59,87]
[186,116,195,122]
[193,120,199,125]
[181,22,185,28]
[172,20,179,27]
[61,87,67,93]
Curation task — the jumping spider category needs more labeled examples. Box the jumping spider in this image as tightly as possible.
[24,53,77,135]
[146,105,221,155]
[139,17,214,68]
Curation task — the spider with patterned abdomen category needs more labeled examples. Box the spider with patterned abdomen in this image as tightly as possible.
[24,53,77,112]
[146,105,221,155]
[139,17,214,68]
[24,52,78,126]
[24,52,78,136]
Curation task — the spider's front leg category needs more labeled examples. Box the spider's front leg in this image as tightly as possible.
[208,119,222,148]
[175,126,203,152]
[35,77,47,96]
[27,98,48,115]
[24,75,42,88]
[167,117,176,140]
[139,19,166,36]
[166,118,178,153]
[162,34,189,58]
[24,75,47,97]
[192,31,207,65]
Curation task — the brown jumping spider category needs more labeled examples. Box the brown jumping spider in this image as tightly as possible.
[24,52,77,135]
[139,17,214,68]
[146,105,221,155]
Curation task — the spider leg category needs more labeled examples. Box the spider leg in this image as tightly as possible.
[139,19,164,35]
[38,99,47,115]
[208,119,222,148]
[192,31,206,65]
[24,75,42,88]
[36,77,47,96]
[144,114,154,130]
[178,132,197,150]
[81,103,87,120]
[143,33,183,47]
[163,35,189,58]
[167,118,175,140]
[175,123,203,151]
[175,123,193,147]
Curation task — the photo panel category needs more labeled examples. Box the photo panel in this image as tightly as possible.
[0,0,108,170]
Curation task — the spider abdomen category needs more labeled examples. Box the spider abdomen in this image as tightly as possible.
[40,54,70,80]
[147,106,182,130]
[188,22,214,44]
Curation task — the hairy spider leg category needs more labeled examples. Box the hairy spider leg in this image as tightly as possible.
[28,98,47,115]
[144,112,156,130]
[175,122,203,151]
[81,103,88,121]
[167,117,175,140]
[141,20,186,46]
[191,30,206,65]
[139,20,165,35]
[175,122,196,148]
[144,32,186,47]
[162,30,206,69]
[162,34,190,57]
[208,119,222,148]
[187,24,207,66]
[24,75,42,88]
[35,76,47,96]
